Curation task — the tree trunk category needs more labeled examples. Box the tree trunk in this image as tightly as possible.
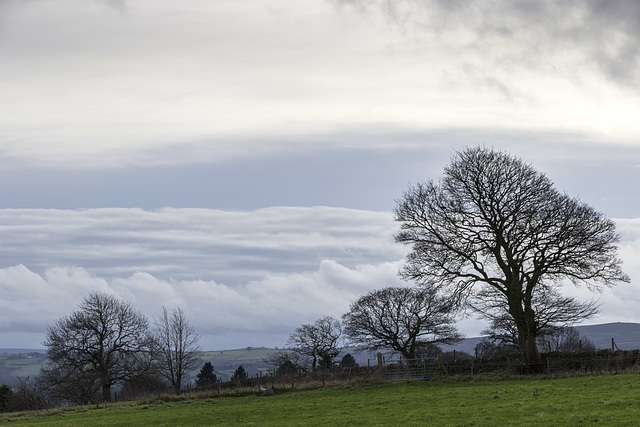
[509,288,541,365]
[102,383,111,403]
[174,372,182,394]
[518,333,541,364]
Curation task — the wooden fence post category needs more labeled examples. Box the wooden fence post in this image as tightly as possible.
[377,352,383,380]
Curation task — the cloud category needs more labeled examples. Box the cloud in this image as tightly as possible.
[336,0,640,88]
[3,0,640,170]
[1,207,638,349]
[0,261,405,350]
[0,206,408,348]
[0,207,404,283]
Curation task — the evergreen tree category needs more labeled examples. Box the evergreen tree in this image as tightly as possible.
[231,365,248,382]
[0,384,14,413]
[195,362,217,388]
[339,353,357,368]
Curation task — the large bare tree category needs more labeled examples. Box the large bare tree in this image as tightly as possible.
[288,316,342,370]
[395,146,629,363]
[154,306,201,394]
[43,292,157,403]
[342,286,461,360]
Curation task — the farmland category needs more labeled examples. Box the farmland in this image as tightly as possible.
[3,373,640,425]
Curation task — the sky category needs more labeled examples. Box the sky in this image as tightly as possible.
[1,0,640,351]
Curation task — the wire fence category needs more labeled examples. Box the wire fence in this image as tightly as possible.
[224,349,640,392]
[437,349,640,378]
[121,349,640,405]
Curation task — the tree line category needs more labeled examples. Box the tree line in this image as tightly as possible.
[0,292,203,408]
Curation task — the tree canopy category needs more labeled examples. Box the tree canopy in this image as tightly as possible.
[288,316,342,370]
[195,362,217,388]
[395,146,629,363]
[43,291,157,403]
[343,286,461,360]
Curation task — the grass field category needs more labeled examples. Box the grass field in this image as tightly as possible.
[2,374,640,425]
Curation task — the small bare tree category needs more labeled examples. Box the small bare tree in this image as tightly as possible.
[288,316,342,370]
[262,350,303,374]
[154,306,201,394]
[538,327,596,353]
[43,292,156,403]
[342,286,461,361]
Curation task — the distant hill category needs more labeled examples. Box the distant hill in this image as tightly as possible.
[445,322,640,355]
[0,349,46,354]
[1,322,639,386]
[575,322,640,350]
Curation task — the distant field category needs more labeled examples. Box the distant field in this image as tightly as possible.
[0,353,47,385]
[0,347,281,386]
[3,374,640,425]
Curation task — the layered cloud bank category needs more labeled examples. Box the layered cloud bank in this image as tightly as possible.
[1,207,638,350]
[0,207,406,349]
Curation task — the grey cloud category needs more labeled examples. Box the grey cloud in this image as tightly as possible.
[1,131,638,217]
[0,206,411,349]
[336,0,640,89]
[0,207,405,284]
[0,260,405,350]
[1,207,638,350]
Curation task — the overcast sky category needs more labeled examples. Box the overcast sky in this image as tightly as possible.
[1,0,640,350]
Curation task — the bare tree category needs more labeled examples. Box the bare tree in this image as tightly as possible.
[154,306,201,394]
[288,316,342,370]
[342,286,461,361]
[473,285,599,348]
[395,146,629,363]
[538,327,596,353]
[38,363,101,406]
[262,350,303,374]
[43,292,156,403]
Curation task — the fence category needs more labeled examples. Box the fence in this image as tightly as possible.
[437,349,640,378]
[381,359,438,382]
[244,350,640,389]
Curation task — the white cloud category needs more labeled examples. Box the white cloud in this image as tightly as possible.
[0,207,637,350]
[0,260,405,350]
[2,0,640,169]
[0,207,404,282]
[0,207,408,349]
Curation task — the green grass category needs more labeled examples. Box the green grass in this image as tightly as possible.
[3,374,640,425]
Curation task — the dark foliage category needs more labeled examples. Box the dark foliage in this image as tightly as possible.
[339,354,358,368]
[195,362,218,388]
[0,384,12,413]
[231,365,248,382]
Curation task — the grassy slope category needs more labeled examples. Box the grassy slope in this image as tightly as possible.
[4,374,640,426]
